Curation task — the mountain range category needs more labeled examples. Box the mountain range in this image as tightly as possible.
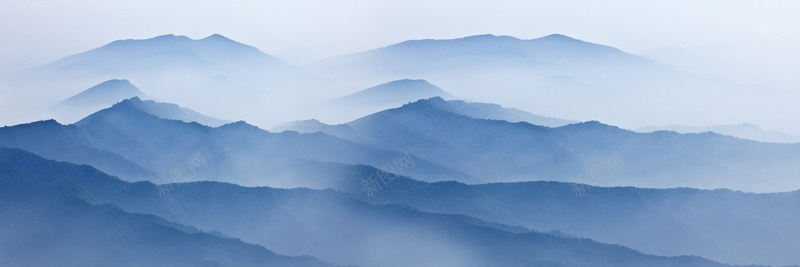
[49,79,229,126]
[0,147,744,267]
[296,78,577,127]
[3,32,800,266]
[4,94,799,265]
[59,79,146,106]
[119,96,230,127]
[10,34,318,127]
[277,97,800,192]
[0,148,333,267]
[7,33,793,133]
[305,34,788,133]
[637,123,800,144]
[18,93,795,193]
[50,79,147,123]
[0,97,472,186]
[307,79,454,123]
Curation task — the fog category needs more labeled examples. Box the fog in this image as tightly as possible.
[1,1,799,136]
[3,2,800,266]
[2,1,799,67]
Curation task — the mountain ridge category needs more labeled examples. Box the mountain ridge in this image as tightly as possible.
[359,177,800,266]
[0,147,335,267]
[637,123,800,144]
[304,33,768,132]
[308,79,455,123]
[291,97,800,192]
[0,147,739,267]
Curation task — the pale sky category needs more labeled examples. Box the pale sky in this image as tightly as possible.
[1,0,799,133]
[1,0,798,67]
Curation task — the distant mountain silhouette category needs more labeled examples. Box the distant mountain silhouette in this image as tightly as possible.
[16,34,311,127]
[308,33,653,88]
[50,79,147,122]
[45,34,287,75]
[331,79,454,105]
[60,79,145,106]
[51,79,228,126]
[309,79,454,123]
[0,148,333,267]
[285,95,574,132]
[306,33,772,131]
[637,123,800,144]
[304,79,575,126]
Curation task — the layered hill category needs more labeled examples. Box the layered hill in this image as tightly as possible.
[309,79,454,123]
[356,178,800,266]
[14,34,313,126]
[0,148,737,267]
[306,34,780,132]
[50,79,147,123]
[0,98,472,186]
[637,123,800,144]
[297,78,575,126]
[281,97,800,192]
[0,148,333,267]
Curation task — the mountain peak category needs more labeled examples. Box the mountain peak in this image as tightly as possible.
[462,34,499,39]
[96,96,147,113]
[218,120,262,131]
[388,34,519,49]
[120,96,143,104]
[116,97,230,127]
[329,79,451,107]
[152,34,191,41]
[37,119,61,126]
[538,33,576,41]
[461,34,519,41]
[469,34,497,38]
[393,97,451,112]
[75,96,209,131]
[60,79,145,107]
[415,97,576,127]
[3,119,64,132]
[531,33,596,46]
[105,34,191,47]
[557,120,624,132]
[378,79,435,90]
[369,79,443,93]
[70,79,139,94]
[425,96,447,102]
[313,79,454,124]
[93,33,259,56]
[202,34,232,41]
[96,78,134,87]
